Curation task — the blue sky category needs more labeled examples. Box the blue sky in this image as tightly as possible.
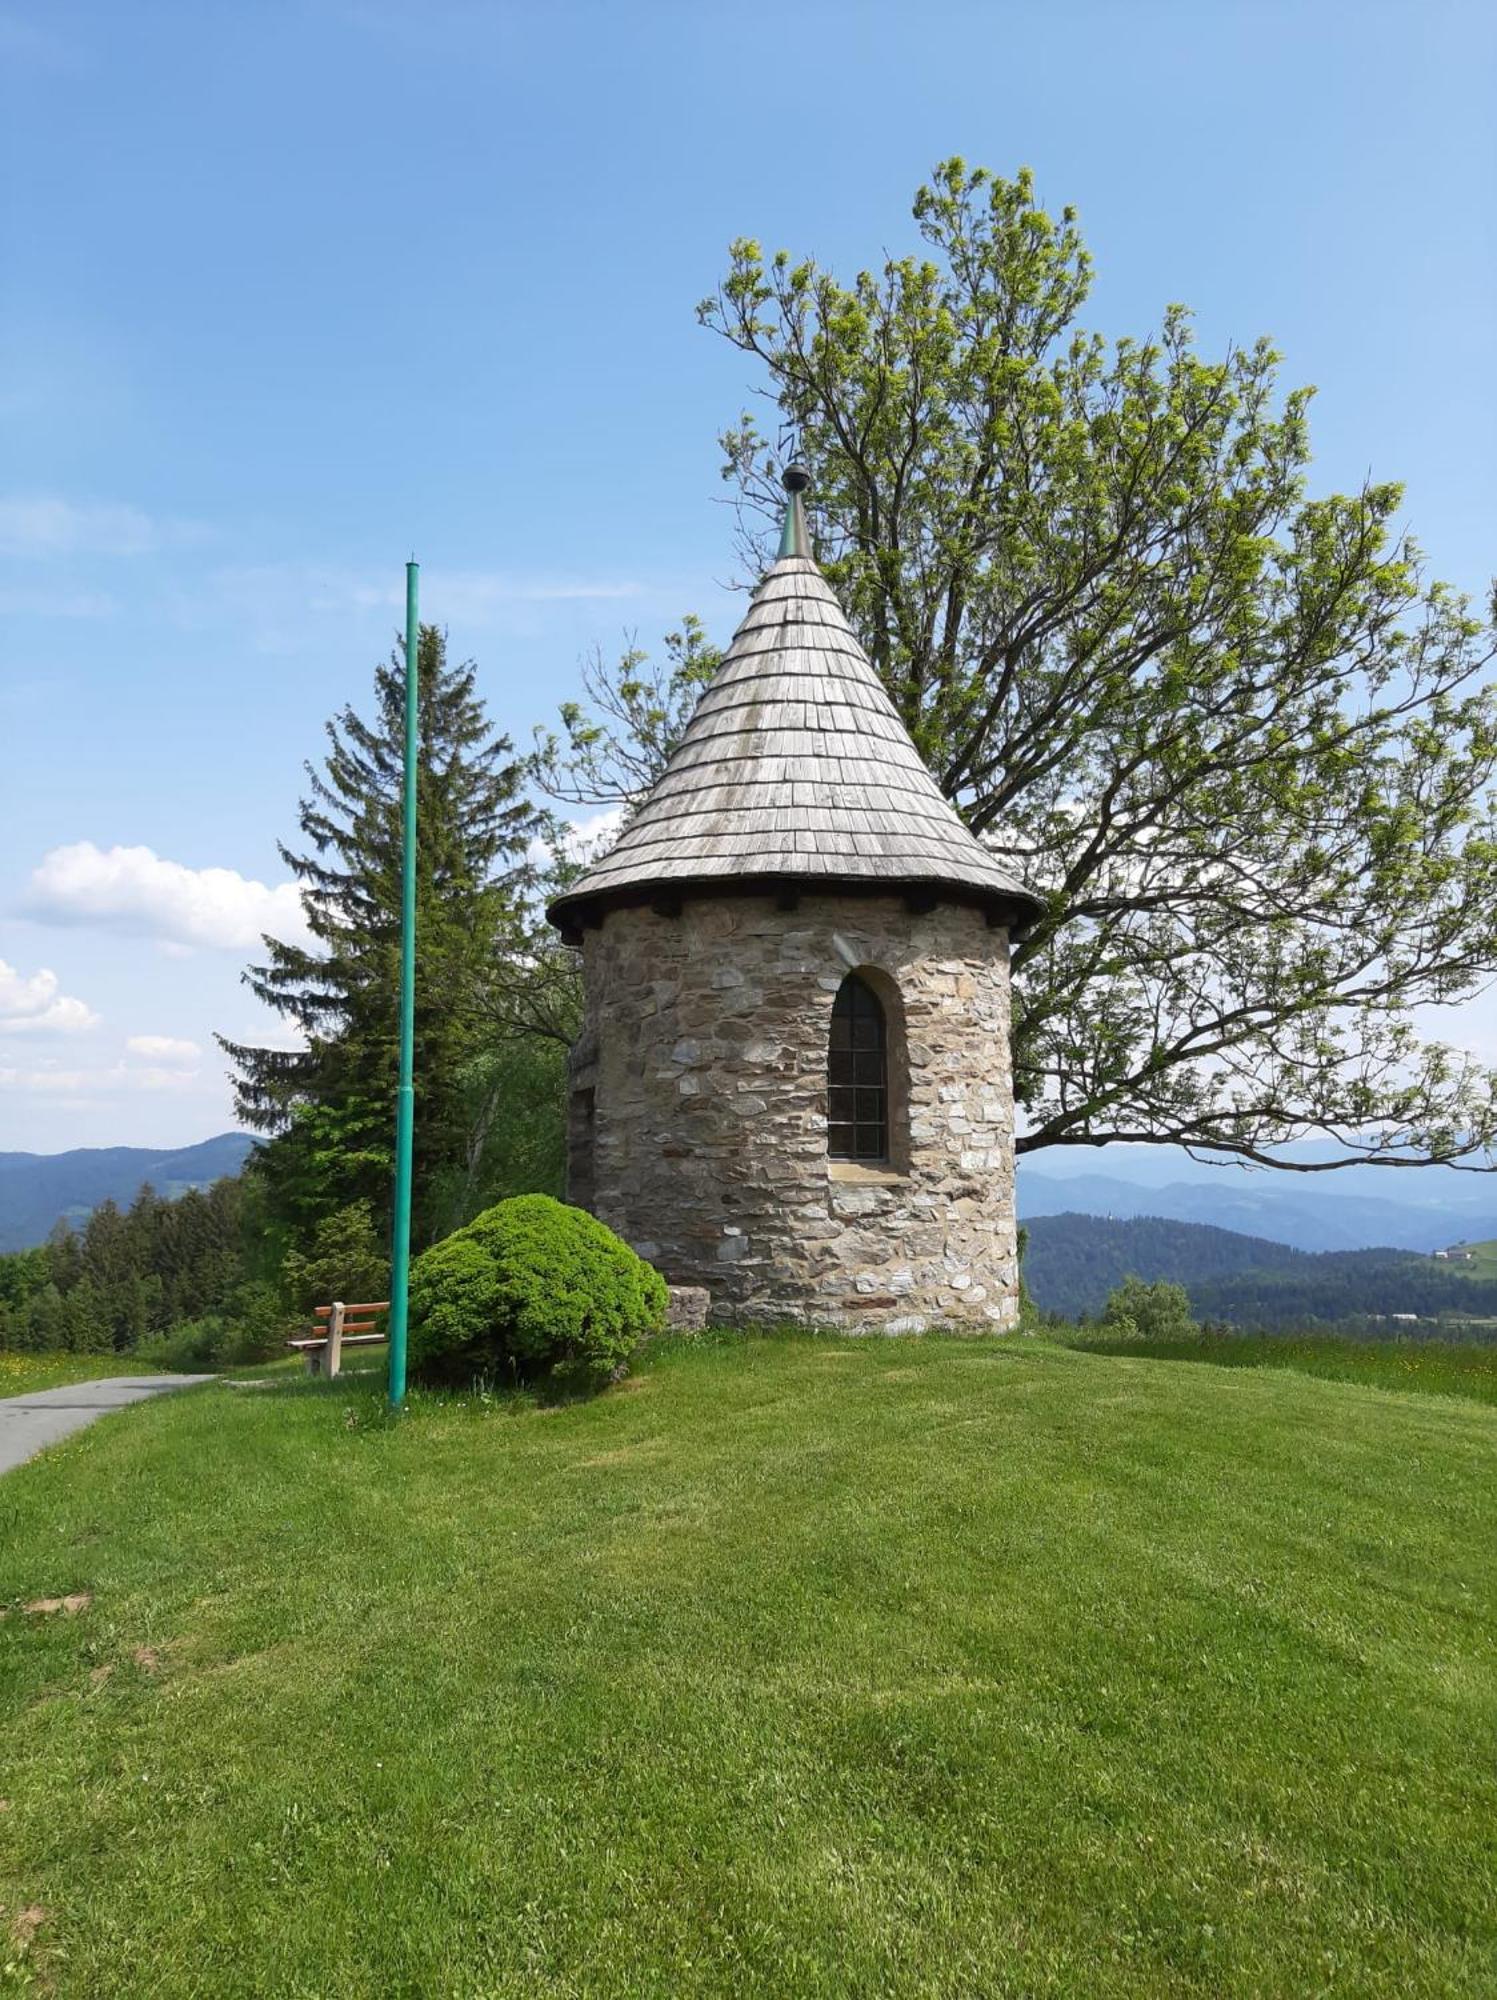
[1,0,1493,1153]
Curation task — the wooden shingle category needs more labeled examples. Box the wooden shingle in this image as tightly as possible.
[547,553,1040,931]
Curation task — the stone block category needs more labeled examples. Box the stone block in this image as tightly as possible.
[665,1285,710,1331]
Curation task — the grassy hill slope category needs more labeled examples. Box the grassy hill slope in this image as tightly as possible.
[1451,1237,1497,1277]
[2,1335,1494,1998]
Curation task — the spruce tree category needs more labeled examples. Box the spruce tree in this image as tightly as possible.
[220,626,543,1247]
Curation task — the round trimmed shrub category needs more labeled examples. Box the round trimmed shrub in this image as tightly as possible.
[408,1194,668,1388]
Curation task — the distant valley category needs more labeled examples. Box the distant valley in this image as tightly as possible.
[6,1132,1497,1336]
[1018,1162,1497,1254]
[0,1134,255,1253]
[1023,1211,1497,1327]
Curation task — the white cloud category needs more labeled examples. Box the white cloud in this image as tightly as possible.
[0,495,206,559]
[126,1034,201,1064]
[27,842,314,952]
[195,563,647,647]
[0,1060,203,1097]
[0,958,99,1034]
[305,568,647,616]
[562,807,625,863]
[223,1018,307,1053]
[129,1065,203,1093]
[529,807,625,872]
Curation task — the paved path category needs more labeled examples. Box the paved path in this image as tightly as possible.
[0,1375,213,1475]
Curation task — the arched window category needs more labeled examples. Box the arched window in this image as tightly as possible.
[828,972,888,1162]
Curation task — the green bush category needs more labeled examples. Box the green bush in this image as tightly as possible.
[1099,1275,1198,1343]
[135,1316,229,1370]
[408,1195,667,1389]
[217,1281,291,1365]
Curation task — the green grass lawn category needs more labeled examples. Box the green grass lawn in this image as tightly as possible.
[2,1333,1495,1998]
[0,1352,175,1398]
[1062,1329,1497,1406]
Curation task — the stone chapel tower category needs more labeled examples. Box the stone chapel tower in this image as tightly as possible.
[547,469,1042,1330]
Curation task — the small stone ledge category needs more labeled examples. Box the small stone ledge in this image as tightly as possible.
[827,1161,910,1187]
[664,1285,711,1332]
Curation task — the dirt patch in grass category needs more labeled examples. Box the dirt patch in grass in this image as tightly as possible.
[9,1904,48,1949]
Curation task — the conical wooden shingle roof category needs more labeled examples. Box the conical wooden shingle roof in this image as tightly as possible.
[547,476,1041,939]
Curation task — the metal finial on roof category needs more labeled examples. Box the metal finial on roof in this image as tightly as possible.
[777,463,811,560]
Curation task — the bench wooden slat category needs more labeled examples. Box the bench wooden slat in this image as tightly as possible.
[287,1333,387,1351]
[293,1298,392,1378]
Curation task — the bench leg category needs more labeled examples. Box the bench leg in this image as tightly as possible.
[325,1302,344,1381]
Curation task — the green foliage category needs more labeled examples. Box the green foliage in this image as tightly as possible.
[1099,1274,1197,1342]
[218,1280,293,1364]
[133,1292,287,1370]
[408,1193,667,1387]
[425,1036,569,1238]
[531,616,722,809]
[0,1244,51,1312]
[279,1200,388,1315]
[220,624,548,1251]
[134,1316,232,1370]
[548,158,1497,1176]
[1014,1222,1042,1331]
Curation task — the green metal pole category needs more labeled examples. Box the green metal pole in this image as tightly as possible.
[387,559,419,1409]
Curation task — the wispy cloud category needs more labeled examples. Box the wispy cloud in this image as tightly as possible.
[340,571,649,616]
[125,1034,201,1065]
[0,958,99,1035]
[26,842,313,952]
[0,1060,203,1098]
[0,495,208,559]
[195,562,648,646]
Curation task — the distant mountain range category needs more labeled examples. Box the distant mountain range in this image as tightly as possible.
[1022,1211,1497,1325]
[0,1134,255,1253]
[1018,1161,1497,1254]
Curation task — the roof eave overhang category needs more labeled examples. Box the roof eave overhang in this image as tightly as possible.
[545,871,1046,946]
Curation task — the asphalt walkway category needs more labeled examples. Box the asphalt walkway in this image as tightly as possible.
[0,1375,212,1474]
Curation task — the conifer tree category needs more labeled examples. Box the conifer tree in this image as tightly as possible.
[220,626,544,1246]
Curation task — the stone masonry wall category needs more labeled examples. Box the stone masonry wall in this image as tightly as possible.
[566,894,1020,1332]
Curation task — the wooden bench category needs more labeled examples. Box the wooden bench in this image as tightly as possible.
[287,1300,390,1379]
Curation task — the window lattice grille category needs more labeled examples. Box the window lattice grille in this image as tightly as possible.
[828,974,888,1162]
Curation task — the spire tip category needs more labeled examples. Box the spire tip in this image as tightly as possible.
[777,464,812,560]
